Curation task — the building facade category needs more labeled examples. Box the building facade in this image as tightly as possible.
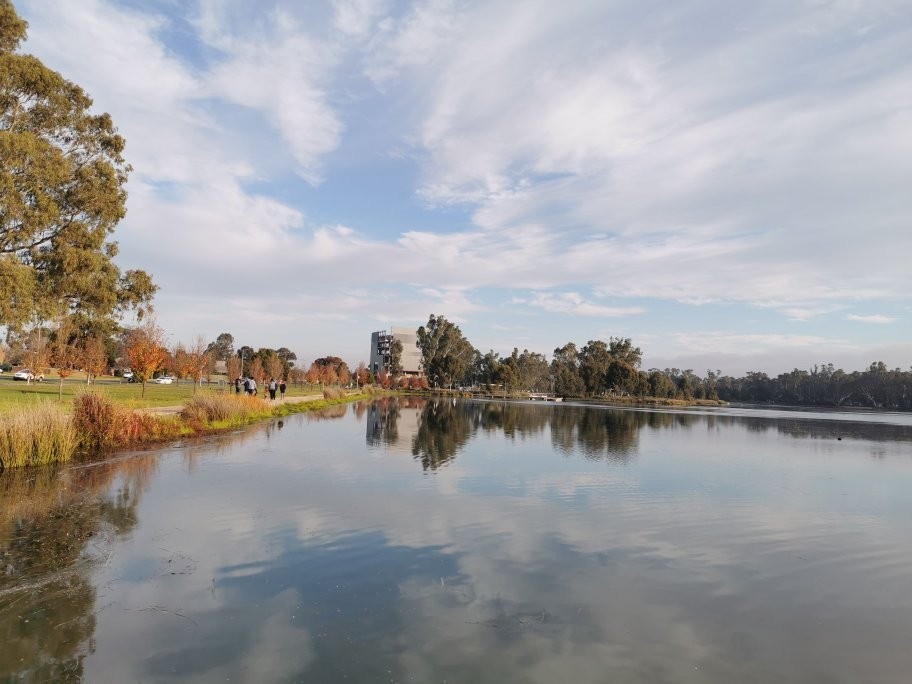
[369,327,422,376]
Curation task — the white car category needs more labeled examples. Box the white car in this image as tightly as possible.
[154,375,175,384]
[13,368,43,382]
[122,369,134,380]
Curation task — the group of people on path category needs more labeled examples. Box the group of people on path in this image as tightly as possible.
[234,376,286,400]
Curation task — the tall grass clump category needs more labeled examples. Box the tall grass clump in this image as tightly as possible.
[180,394,265,427]
[322,387,344,400]
[74,393,184,450]
[0,403,77,468]
[73,393,117,450]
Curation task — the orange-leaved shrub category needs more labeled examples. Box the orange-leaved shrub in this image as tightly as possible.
[73,393,117,450]
[74,393,182,450]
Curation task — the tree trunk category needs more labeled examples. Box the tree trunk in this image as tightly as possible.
[142,380,146,398]
[59,377,63,400]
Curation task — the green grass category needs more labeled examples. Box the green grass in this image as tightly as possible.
[0,376,325,412]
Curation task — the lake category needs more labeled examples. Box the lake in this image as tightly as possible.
[3,398,912,683]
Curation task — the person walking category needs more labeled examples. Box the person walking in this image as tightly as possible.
[243,377,251,395]
[250,378,257,396]
[279,379,286,399]
[268,378,277,401]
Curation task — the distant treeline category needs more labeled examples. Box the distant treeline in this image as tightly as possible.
[709,362,911,410]
[415,315,911,410]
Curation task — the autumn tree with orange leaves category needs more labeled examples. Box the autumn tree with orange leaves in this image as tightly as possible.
[249,357,265,389]
[227,355,242,383]
[51,318,80,399]
[126,319,169,397]
[170,343,191,382]
[82,335,108,384]
[186,336,211,393]
[265,352,285,384]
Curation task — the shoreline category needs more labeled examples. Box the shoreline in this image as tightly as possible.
[0,391,375,470]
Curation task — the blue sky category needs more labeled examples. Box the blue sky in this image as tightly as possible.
[17,0,912,374]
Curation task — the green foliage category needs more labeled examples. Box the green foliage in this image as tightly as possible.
[715,362,912,409]
[389,338,404,377]
[416,314,474,388]
[206,332,234,361]
[0,0,27,53]
[550,342,585,397]
[0,2,156,330]
[578,338,642,396]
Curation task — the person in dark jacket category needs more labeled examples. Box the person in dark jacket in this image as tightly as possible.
[268,378,277,400]
[279,380,287,399]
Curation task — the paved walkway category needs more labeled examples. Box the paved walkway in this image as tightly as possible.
[140,393,325,416]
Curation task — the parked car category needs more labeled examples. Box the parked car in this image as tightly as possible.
[154,375,175,384]
[122,369,134,380]
[13,368,44,382]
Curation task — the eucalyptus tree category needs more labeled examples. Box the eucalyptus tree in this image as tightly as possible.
[389,338,404,378]
[0,1,155,333]
[416,314,475,388]
[551,342,585,397]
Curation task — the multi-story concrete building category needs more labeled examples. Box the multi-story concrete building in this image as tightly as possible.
[369,327,422,376]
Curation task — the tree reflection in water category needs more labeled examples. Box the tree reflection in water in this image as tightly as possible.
[404,400,656,470]
[0,455,157,681]
[365,398,912,473]
[411,400,475,471]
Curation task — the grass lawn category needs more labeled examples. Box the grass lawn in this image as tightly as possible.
[0,374,325,413]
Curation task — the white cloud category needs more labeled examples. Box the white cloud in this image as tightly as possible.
[846,314,897,324]
[363,0,912,307]
[332,0,389,38]
[527,292,644,318]
[671,332,845,356]
[204,11,343,183]
[16,0,912,370]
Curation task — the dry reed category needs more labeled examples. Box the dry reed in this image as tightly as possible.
[0,402,78,468]
[322,387,344,400]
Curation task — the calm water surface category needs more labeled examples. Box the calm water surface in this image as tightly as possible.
[3,398,912,683]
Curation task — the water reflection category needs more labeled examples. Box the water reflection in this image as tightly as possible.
[3,401,912,682]
[367,398,912,472]
[0,456,156,680]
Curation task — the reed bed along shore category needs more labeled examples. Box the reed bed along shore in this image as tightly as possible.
[0,389,371,469]
[0,402,79,469]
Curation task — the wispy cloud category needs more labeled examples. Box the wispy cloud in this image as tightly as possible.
[16,0,912,367]
[671,333,848,356]
[846,314,897,324]
[527,292,644,318]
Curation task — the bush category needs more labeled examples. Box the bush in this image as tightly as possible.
[0,403,77,468]
[181,394,265,425]
[322,387,344,400]
[74,392,184,450]
[73,393,117,450]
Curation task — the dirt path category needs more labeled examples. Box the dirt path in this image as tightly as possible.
[140,393,325,416]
